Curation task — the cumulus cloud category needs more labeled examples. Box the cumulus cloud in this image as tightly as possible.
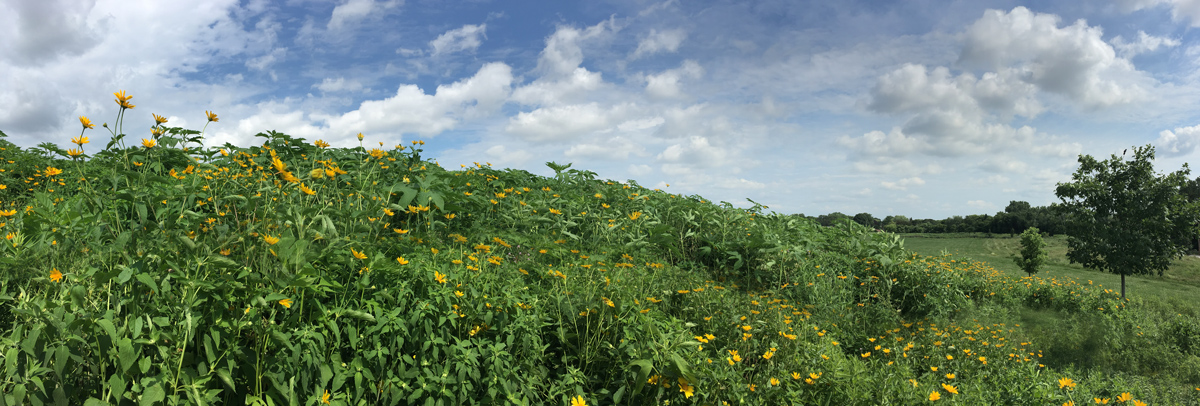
[631,28,686,59]
[644,60,704,99]
[430,24,487,56]
[958,7,1146,108]
[1110,31,1181,57]
[328,0,400,31]
[512,21,615,106]
[320,62,513,139]
[506,103,626,142]
[1155,124,1200,157]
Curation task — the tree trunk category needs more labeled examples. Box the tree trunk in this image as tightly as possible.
[1120,273,1126,300]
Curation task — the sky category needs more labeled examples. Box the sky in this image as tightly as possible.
[4,0,1200,219]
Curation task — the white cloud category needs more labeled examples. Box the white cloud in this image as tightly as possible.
[320,62,513,139]
[0,0,105,66]
[958,7,1146,108]
[631,28,686,59]
[430,24,487,56]
[246,47,287,71]
[1114,0,1200,26]
[564,136,643,160]
[1155,124,1200,157]
[629,164,653,176]
[328,0,400,31]
[506,103,622,142]
[484,145,532,167]
[657,136,728,168]
[1110,31,1181,57]
[536,20,617,76]
[511,67,605,106]
[644,60,704,99]
[881,177,925,190]
[313,77,365,93]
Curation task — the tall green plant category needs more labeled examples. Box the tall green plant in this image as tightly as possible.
[1013,227,1047,276]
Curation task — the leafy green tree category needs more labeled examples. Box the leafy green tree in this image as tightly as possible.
[1013,227,1048,276]
[1054,145,1200,299]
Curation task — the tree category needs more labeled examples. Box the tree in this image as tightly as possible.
[1054,145,1200,299]
[1013,227,1047,276]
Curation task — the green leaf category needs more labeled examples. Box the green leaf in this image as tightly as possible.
[108,374,126,403]
[135,274,158,294]
[139,383,165,406]
[117,338,135,372]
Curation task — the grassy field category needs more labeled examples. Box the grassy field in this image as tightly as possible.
[902,232,1200,307]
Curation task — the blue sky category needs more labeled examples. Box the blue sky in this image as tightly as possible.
[4,0,1200,218]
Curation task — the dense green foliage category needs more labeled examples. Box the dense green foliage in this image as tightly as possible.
[0,99,1196,405]
[1056,145,1200,299]
[1014,227,1048,276]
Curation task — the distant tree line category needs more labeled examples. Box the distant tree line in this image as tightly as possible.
[796,200,1064,235]
[797,176,1200,239]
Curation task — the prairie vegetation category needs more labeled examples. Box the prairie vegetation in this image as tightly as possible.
[0,94,1195,404]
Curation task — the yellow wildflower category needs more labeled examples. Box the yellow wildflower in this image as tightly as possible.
[206,110,219,122]
[279,298,292,308]
[142,138,156,148]
[50,268,63,283]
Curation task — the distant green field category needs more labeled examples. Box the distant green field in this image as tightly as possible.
[901,232,1200,305]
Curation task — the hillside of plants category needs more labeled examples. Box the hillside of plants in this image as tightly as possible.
[0,100,1198,405]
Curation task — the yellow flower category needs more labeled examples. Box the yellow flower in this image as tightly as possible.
[321,389,331,404]
[1132,401,1146,406]
[570,395,586,406]
[861,352,871,358]
[791,372,801,380]
[357,133,364,141]
[1094,398,1110,404]
[206,110,219,122]
[770,377,779,386]
[0,209,16,217]
[455,291,464,297]
[152,114,168,125]
[44,167,64,177]
[393,228,409,234]
[351,248,367,260]
[1058,377,1076,390]
[299,183,316,195]
[945,373,955,379]
[79,116,94,130]
[628,211,643,220]
[67,148,84,158]
[396,257,409,265]
[314,139,330,148]
[263,235,280,245]
[142,138,156,148]
[434,271,446,284]
[114,90,134,109]
[729,349,741,362]
[279,298,292,308]
[929,390,941,401]
[72,135,90,146]
[603,297,614,307]
[50,268,63,283]
[941,383,957,394]
[1115,393,1132,402]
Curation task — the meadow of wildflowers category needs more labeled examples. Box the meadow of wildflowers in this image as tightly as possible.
[0,92,1195,404]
